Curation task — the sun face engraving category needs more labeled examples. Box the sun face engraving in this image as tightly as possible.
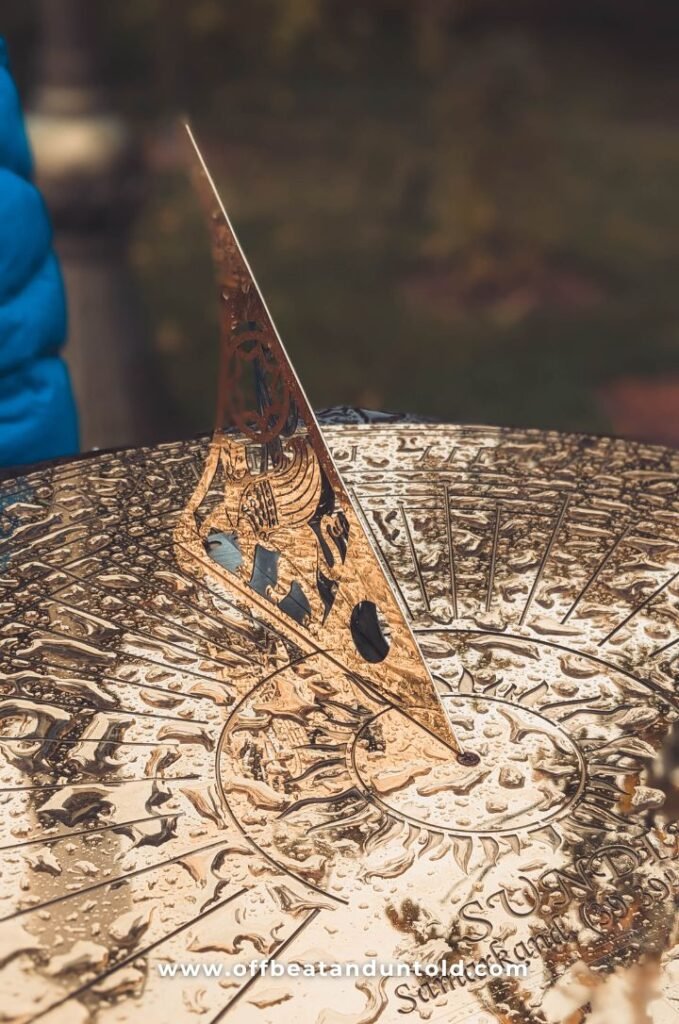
[216,629,670,883]
[0,421,678,1024]
[213,630,673,924]
[352,696,585,835]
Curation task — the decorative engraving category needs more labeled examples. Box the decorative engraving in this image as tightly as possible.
[0,422,677,1022]
[177,130,458,755]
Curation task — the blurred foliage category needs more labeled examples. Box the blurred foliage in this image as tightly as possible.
[5,0,679,437]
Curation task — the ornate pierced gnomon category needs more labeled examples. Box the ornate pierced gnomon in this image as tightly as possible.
[0,149,677,1024]
[176,128,460,757]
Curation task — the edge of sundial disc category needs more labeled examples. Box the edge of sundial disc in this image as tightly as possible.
[0,418,676,1022]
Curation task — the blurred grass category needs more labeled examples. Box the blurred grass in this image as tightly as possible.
[131,28,679,436]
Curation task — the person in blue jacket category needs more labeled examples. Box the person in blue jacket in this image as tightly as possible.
[0,37,78,467]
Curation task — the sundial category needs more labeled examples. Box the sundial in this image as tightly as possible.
[0,131,677,1024]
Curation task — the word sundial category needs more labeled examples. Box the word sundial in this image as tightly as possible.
[0,131,677,1024]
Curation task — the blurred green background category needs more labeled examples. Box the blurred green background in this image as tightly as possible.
[6,1,679,444]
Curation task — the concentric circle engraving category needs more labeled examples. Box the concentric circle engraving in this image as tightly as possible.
[352,696,585,835]
[0,420,677,1023]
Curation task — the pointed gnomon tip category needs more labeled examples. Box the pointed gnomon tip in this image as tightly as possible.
[182,120,207,174]
[180,121,230,225]
[182,120,198,151]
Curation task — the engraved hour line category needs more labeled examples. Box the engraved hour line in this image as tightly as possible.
[0,736,176,748]
[12,643,225,692]
[0,634,213,722]
[486,500,501,613]
[111,706,211,726]
[541,695,605,714]
[349,486,413,618]
[519,495,570,627]
[20,662,215,706]
[597,566,679,647]
[0,814,183,853]
[0,836,230,923]
[0,774,200,794]
[555,705,620,725]
[45,555,258,669]
[371,493,560,613]
[650,634,679,659]
[42,530,265,649]
[125,544,274,656]
[399,500,431,613]
[409,627,679,707]
[128,529,287,651]
[26,887,250,1024]
[3,532,112,582]
[373,499,558,519]
[40,589,249,677]
[561,522,632,623]
[57,705,211,727]
[443,483,459,619]
[89,672,216,704]
[209,909,322,1023]
[20,621,241,686]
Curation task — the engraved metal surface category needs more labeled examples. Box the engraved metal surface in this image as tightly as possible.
[0,422,678,1022]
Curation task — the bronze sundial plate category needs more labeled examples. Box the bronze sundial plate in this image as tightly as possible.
[0,420,677,1023]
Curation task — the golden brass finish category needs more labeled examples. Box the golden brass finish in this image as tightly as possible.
[0,422,677,1022]
[179,127,459,754]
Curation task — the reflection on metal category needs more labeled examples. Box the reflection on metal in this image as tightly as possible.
[0,422,677,1021]
[0,146,678,1020]
[177,128,457,753]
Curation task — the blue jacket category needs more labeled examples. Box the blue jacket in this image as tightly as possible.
[0,38,78,467]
